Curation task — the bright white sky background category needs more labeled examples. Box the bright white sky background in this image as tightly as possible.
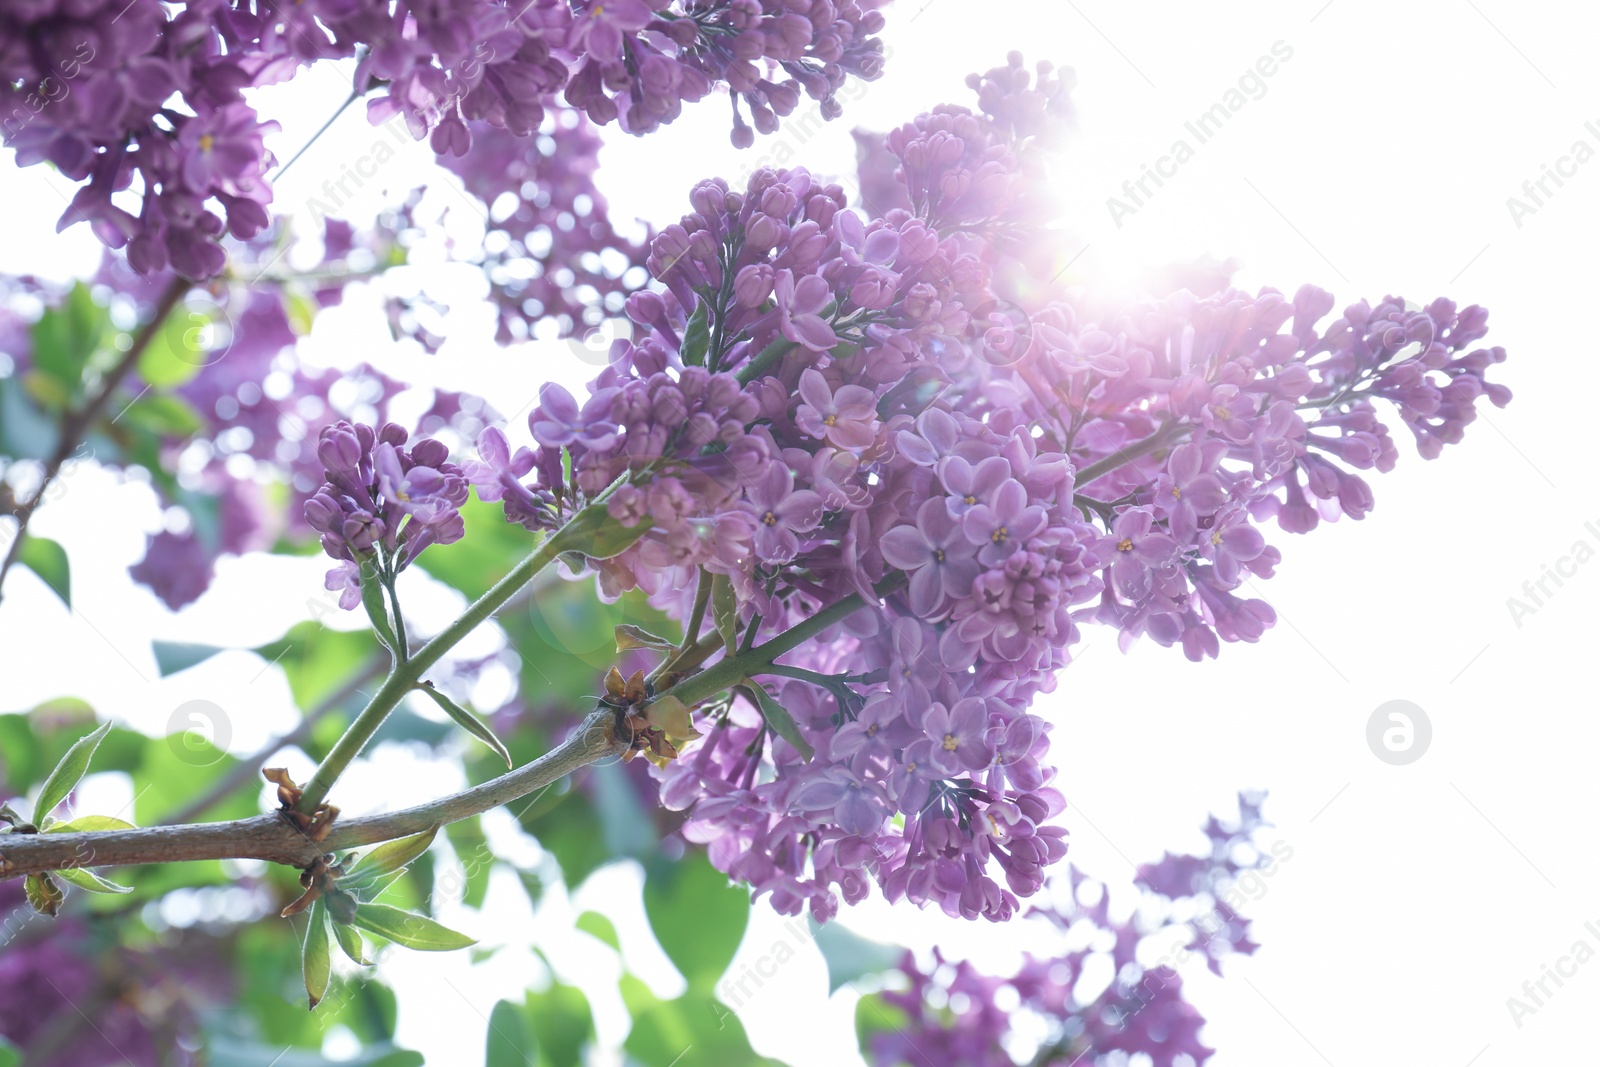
[2,1,1596,1065]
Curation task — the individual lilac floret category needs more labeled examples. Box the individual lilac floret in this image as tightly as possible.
[795,369,879,450]
[746,466,825,564]
[880,498,981,617]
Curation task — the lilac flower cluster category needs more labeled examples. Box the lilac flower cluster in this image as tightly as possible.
[75,211,477,610]
[468,56,1509,924]
[1,0,890,279]
[1,0,277,278]
[557,0,889,146]
[307,421,469,608]
[1035,286,1509,660]
[870,796,1275,1067]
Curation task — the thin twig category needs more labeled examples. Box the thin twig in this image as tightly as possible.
[0,704,628,880]
[0,277,189,605]
[270,87,363,183]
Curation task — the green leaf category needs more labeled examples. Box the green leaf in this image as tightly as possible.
[855,992,912,1052]
[441,817,492,909]
[302,900,332,1009]
[524,982,593,1067]
[417,684,511,768]
[32,720,111,824]
[350,869,408,904]
[576,910,620,950]
[333,920,370,966]
[743,681,815,761]
[350,903,476,951]
[517,869,544,910]
[519,787,610,889]
[16,535,69,607]
[679,301,711,367]
[0,1036,19,1067]
[346,827,439,884]
[485,999,534,1067]
[134,731,252,826]
[253,622,382,713]
[119,393,204,438]
[711,573,738,655]
[360,563,400,655]
[0,706,142,814]
[285,289,318,335]
[24,873,63,916]
[561,502,651,560]
[30,283,107,398]
[45,815,134,833]
[615,624,677,652]
[55,866,133,894]
[136,302,217,388]
[643,851,749,990]
[153,641,224,677]
[621,978,779,1067]
[812,919,902,993]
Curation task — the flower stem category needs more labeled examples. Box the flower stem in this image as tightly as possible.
[1074,421,1185,485]
[642,575,903,716]
[736,337,796,385]
[296,503,606,812]
[386,571,409,662]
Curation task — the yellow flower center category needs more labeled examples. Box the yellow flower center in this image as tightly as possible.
[1117,537,1133,552]
[942,733,959,752]
[963,495,977,505]
[991,526,1008,543]
[762,511,778,526]
[1213,404,1232,421]
[1211,529,1224,546]
[1171,486,1182,498]
[823,414,837,426]
[198,133,215,152]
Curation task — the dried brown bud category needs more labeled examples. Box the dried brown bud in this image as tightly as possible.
[263,767,303,810]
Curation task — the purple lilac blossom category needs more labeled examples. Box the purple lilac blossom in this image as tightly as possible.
[0,0,891,278]
[463,54,1510,924]
[305,420,469,600]
[870,795,1273,1067]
